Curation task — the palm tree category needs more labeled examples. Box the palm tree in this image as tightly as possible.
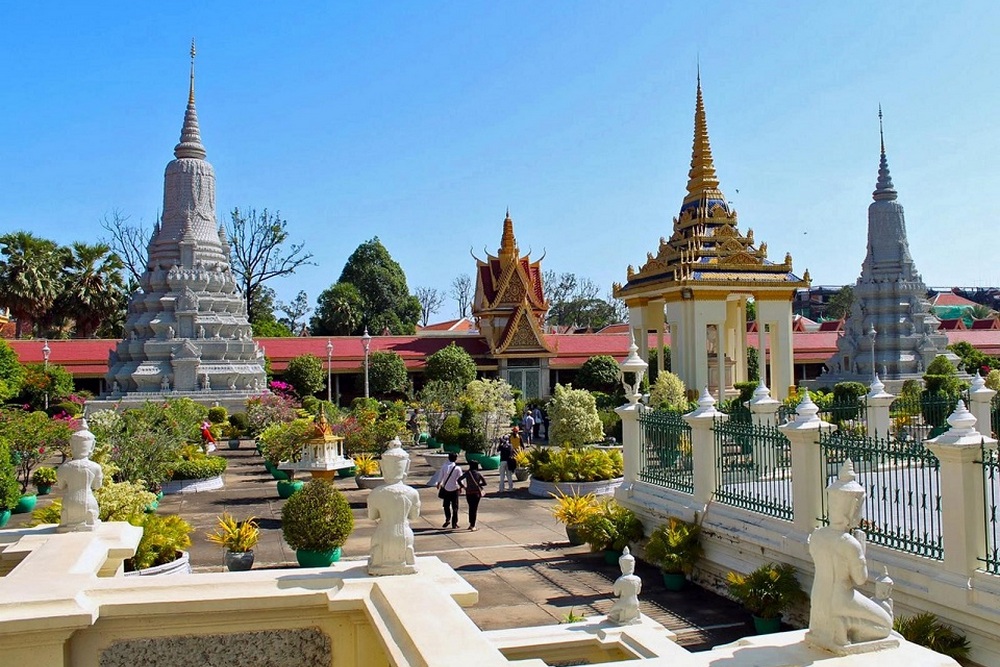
[59,243,128,338]
[0,232,65,338]
[968,304,996,321]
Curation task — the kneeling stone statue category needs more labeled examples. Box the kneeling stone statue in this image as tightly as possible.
[367,438,421,575]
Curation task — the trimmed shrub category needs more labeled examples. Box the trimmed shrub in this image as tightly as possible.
[229,411,250,434]
[368,350,408,397]
[547,384,603,446]
[284,354,325,398]
[650,372,687,411]
[281,479,354,552]
[0,439,19,511]
[207,406,228,424]
[576,355,621,393]
[436,414,462,446]
[127,514,193,571]
[167,456,228,481]
[424,342,477,387]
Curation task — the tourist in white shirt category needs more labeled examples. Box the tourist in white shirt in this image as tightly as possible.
[436,453,463,529]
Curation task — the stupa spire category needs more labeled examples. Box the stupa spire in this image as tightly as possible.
[684,74,722,201]
[873,105,896,202]
[174,39,207,160]
[499,208,518,260]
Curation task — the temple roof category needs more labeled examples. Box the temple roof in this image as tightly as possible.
[174,40,206,161]
[615,78,807,300]
[474,211,547,312]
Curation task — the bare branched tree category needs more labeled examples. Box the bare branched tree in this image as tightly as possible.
[98,209,149,285]
[277,290,311,334]
[227,207,316,317]
[416,286,445,327]
[450,273,473,318]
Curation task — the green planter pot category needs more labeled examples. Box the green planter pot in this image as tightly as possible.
[277,479,305,499]
[0,509,10,527]
[466,452,502,470]
[427,437,441,448]
[13,494,37,514]
[35,484,52,496]
[603,548,622,566]
[296,547,342,567]
[565,525,586,546]
[662,571,687,592]
[442,443,461,454]
[144,499,159,513]
[337,466,357,478]
[752,615,782,635]
[267,464,290,481]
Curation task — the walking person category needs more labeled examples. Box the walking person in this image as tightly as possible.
[436,453,463,529]
[532,406,543,441]
[497,434,515,492]
[521,410,535,446]
[458,461,487,531]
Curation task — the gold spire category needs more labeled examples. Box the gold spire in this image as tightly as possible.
[499,208,518,260]
[683,75,724,206]
[188,38,196,105]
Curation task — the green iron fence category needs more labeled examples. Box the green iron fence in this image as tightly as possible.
[889,391,967,444]
[978,442,1000,575]
[638,409,693,493]
[819,395,868,429]
[818,429,942,560]
[712,418,793,521]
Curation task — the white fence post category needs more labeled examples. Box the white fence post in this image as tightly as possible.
[749,378,780,428]
[617,402,642,486]
[969,373,996,439]
[779,391,836,534]
[684,388,726,508]
[865,376,894,437]
[926,401,996,576]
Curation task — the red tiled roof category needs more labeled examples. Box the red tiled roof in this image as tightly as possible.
[818,320,844,332]
[938,319,966,330]
[419,318,476,332]
[931,292,979,308]
[597,323,630,335]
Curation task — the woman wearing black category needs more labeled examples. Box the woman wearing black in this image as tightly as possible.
[458,461,487,531]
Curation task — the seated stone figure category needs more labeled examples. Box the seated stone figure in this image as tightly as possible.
[807,460,894,649]
[608,547,642,625]
[368,438,421,576]
[57,420,104,533]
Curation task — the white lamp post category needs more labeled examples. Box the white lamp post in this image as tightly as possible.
[362,327,372,400]
[326,339,333,403]
[868,324,877,381]
[618,334,648,406]
[42,340,51,410]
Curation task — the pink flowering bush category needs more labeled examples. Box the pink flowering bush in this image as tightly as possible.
[246,393,301,437]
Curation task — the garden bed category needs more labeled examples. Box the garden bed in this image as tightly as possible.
[527,477,623,498]
[161,475,225,495]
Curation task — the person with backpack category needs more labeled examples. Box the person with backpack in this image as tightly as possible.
[458,460,487,531]
[497,434,515,492]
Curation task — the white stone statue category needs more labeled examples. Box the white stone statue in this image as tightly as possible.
[161,376,171,392]
[112,380,120,394]
[202,373,211,390]
[368,438,421,576]
[608,547,642,625]
[807,460,895,651]
[57,420,103,532]
[198,325,205,339]
[166,326,174,340]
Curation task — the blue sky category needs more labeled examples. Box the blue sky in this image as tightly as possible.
[3,2,999,319]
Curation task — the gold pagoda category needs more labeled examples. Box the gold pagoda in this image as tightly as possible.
[614,77,808,400]
[472,210,554,398]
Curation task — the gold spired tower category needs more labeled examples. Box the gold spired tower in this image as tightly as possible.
[614,76,808,400]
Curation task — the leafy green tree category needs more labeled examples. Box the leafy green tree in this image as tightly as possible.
[17,363,74,411]
[277,290,311,334]
[543,271,622,330]
[0,232,66,338]
[947,341,1000,375]
[547,383,604,446]
[368,350,408,398]
[424,342,477,387]
[923,356,964,395]
[311,282,364,336]
[825,285,855,320]
[57,242,128,338]
[575,355,621,393]
[0,340,24,403]
[462,378,516,445]
[336,238,420,335]
[227,208,315,318]
[247,286,293,337]
[284,354,325,398]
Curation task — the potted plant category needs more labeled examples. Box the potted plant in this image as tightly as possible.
[353,453,384,489]
[513,449,531,482]
[577,498,643,564]
[224,423,243,449]
[206,513,260,571]
[281,479,354,567]
[644,517,702,591]
[550,489,599,546]
[124,514,194,576]
[259,418,312,496]
[726,562,806,634]
[31,466,58,496]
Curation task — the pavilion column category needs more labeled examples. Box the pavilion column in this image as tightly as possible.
[716,321,729,402]
[692,313,709,398]
[733,298,748,385]
[629,305,647,363]
[651,299,665,375]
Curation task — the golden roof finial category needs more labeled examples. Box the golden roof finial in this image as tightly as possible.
[684,73,722,202]
[499,208,518,260]
[189,38,196,105]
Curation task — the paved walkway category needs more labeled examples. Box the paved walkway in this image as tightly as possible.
[11,444,755,651]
